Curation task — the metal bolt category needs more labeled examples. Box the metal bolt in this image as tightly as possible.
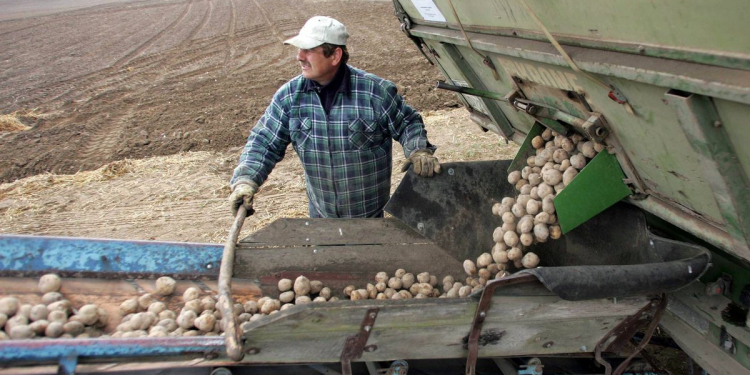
[580,345,587,352]
[364,345,378,352]
[245,348,260,355]
[206,264,212,269]
[305,221,309,226]
[313,249,318,254]
[370,312,377,318]
[448,168,455,176]
[364,325,371,332]
[714,120,722,128]
[542,341,554,348]
[637,45,645,53]
[479,311,486,318]
[417,222,424,231]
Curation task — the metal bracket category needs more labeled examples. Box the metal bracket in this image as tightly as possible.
[582,113,609,143]
[57,353,78,375]
[594,294,667,375]
[341,308,380,375]
[706,273,733,297]
[465,273,538,375]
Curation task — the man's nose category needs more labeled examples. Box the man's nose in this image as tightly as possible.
[296,49,305,61]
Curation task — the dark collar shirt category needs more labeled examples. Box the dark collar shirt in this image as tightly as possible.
[231,65,435,218]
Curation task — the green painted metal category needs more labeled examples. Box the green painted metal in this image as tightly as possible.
[508,121,543,173]
[396,0,750,70]
[440,43,516,139]
[554,151,632,234]
[435,81,506,100]
[665,92,750,257]
[408,26,750,105]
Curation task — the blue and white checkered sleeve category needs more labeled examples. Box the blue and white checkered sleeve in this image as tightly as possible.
[230,88,292,189]
[380,82,435,157]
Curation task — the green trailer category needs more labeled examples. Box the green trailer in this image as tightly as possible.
[390,0,750,373]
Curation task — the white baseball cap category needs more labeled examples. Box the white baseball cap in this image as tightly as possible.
[284,16,349,49]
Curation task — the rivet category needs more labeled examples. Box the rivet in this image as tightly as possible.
[448,168,455,175]
[364,345,378,352]
[364,325,371,332]
[306,238,310,242]
[245,347,260,355]
[543,341,554,348]
[580,345,587,352]
[417,222,425,231]
[479,311,486,318]
[714,120,722,128]
[313,249,318,254]
[305,222,309,226]
[206,264,212,269]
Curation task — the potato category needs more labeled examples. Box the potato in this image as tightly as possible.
[279,291,295,304]
[429,275,438,287]
[511,203,526,218]
[518,215,534,234]
[45,321,64,338]
[520,233,534,246]
[534,224,550,242]
[29,320,49,335]
[458,286,472,298]
[119,298,138,315]
[442,275,455,286]
[10,325,34,339]
[312,297,326,303]
[384,288,396,299]
[146,301,166,315]
[537,183,553,199]
[515,179,529,192]
[507,247,523,261]
[415,272,430,284]
[463,260,477,276]
[74,304,99,325]
[550,225,562,240]
[295,296,312,305]
[501,221,516,233]
[176,310,197,329]
[194,314,217,332]
[387,277,403,290]
[157,318,178,332]
[349,290,365,301]
[492,227,505,243]
[41,292,64,305]
[38,274,62,294]
[503,231,519,247]
[27,304,48,322]
[563,167,578,186]
[522,252,540,268]
[159,310,176,321]
[492,247,509,264]
[374,282,386,293]
[280,304,294,311]
[0,297,18,317]
[477,268,491,280]
[409,283,421,296]
[63,321,84,335]
[376,293,387,300]
[581,141,596,158]
[366,284,378,299]
[476,253,492,269]
[375,272,389,284]
[507,170,521,185]
[399,273,413,289]
[183,299,202,314]
[343,285,355,297]
[390,293,403,300]
[200,297,216,312]
[155,276,176,296]
[542,169,562,186]
[398,290,413,299]
[183,287,200,302]
[47,310,67,324]
[570,154,586,170]
[514,259,524,269]
[394,269,407,278]
[309,280,324,295]
[294,276,311,296]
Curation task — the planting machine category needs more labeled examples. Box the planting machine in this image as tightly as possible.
[1,0,749,374]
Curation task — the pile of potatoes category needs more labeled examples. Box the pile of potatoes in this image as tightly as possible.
[491,128,605,269]
[0,274,108,340]
[343,269,443,300]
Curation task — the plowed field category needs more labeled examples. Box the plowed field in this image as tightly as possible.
[0,0,455,182]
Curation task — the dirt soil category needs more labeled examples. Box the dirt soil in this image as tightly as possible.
[0,0,459,183]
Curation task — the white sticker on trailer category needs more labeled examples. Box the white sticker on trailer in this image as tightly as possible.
[410,0,446,22]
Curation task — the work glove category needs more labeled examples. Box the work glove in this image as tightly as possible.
[400,149,441,177]
[228,182,258,217]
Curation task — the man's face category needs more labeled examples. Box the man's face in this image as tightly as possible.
[297,46,340,85]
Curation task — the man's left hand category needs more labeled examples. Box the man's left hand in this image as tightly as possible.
[400,149,441,177]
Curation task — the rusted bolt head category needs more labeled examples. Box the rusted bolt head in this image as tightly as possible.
[542,341,554,348]
[364,345,378,352]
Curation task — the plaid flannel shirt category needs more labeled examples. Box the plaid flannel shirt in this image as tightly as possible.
[231,65,434,218]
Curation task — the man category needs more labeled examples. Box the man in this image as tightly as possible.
[229,16,440,218]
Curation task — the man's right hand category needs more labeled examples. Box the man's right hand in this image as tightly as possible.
[229,182,258,217]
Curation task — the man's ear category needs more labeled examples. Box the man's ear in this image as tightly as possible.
[331,47,343,66]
